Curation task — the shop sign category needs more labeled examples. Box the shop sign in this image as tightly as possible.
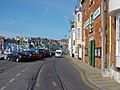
[93,7,100,20]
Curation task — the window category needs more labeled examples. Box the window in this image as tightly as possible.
[89,14,93,33]
[78,14,80,22]
[95,47,101,58]
[85,48,88,56]
[89,0,94,7]
[83,2,86,11]
[73,40,75,45]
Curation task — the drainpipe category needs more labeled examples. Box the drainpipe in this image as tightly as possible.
[109,16,112,66]
[101,0,106,71]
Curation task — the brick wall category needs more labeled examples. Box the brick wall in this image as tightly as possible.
[82,0,111,68]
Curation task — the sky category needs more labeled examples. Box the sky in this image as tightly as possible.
[0,0,79,39]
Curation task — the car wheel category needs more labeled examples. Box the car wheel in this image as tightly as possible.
[16,58,19,62]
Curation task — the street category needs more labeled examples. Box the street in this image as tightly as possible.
[0,57,92,90]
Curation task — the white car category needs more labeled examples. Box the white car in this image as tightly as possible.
[55,50,62,58]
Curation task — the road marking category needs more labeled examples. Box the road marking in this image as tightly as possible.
[21,69,25,72]
[21,67,29,73]
[16,73,21,77]
[0,86,6,90]
[36,65,45,87]
[52,82,57,87]
[9,78,15,83]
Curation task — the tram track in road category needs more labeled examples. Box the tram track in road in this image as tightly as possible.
[53,59,67,90]
[0,68,7,73]
[27,63,45,90]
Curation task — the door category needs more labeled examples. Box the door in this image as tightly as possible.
[89,40,95,67]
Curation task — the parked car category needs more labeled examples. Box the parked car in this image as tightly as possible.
[30,48,46,58]
[7,51,28,62]
[34,52,42,60]
[25,51,36,61]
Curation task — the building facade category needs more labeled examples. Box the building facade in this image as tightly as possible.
[74,5,82,59]
[81,0,111,69]
[109,0,120,83]
[68,3,82,59]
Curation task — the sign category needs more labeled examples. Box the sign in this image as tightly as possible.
[93,7,101,20]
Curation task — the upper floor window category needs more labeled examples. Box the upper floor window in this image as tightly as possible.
[89,14,93,33]
[89,0,94,7]
[83,2,86,11]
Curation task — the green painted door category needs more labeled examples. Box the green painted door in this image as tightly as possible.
[89,41,92,65]
[89,40,95,67]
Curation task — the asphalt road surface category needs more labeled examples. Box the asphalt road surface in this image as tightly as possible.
[0,57,92,90]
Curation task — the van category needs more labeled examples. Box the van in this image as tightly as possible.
[55,50,62,58]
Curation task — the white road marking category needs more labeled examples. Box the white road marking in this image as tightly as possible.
[0,66,30,90]
[52,82,57,87]
[36,65,45,87]
[16,73,21,77]
[21,69,25,72]
[0,86,6,90]
[21,67,29,73]
[9,78,15,83]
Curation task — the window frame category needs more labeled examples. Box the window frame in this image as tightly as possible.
[89,14,94,33]
[89,0,94,7]
[95,47,101,58]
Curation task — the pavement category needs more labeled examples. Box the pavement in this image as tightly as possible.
[65,55,120,90]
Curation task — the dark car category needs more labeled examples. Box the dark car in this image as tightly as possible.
[30,48,46,58]
[7,52,27,62]
[24,51,36,61]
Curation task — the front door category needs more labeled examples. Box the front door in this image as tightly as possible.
[89,40,95,67]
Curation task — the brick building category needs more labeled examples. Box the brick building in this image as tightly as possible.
[81,0,111,69]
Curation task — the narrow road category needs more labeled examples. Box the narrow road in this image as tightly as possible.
[35,57,92,90]
[0,57,93,90]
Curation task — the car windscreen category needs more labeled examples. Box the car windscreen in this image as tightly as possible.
[56,52,61,54]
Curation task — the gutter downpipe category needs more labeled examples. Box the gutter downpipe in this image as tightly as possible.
[109,16,112,66]
[101,0,106,71]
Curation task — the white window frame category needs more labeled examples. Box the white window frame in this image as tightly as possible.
[116,15,120,55]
